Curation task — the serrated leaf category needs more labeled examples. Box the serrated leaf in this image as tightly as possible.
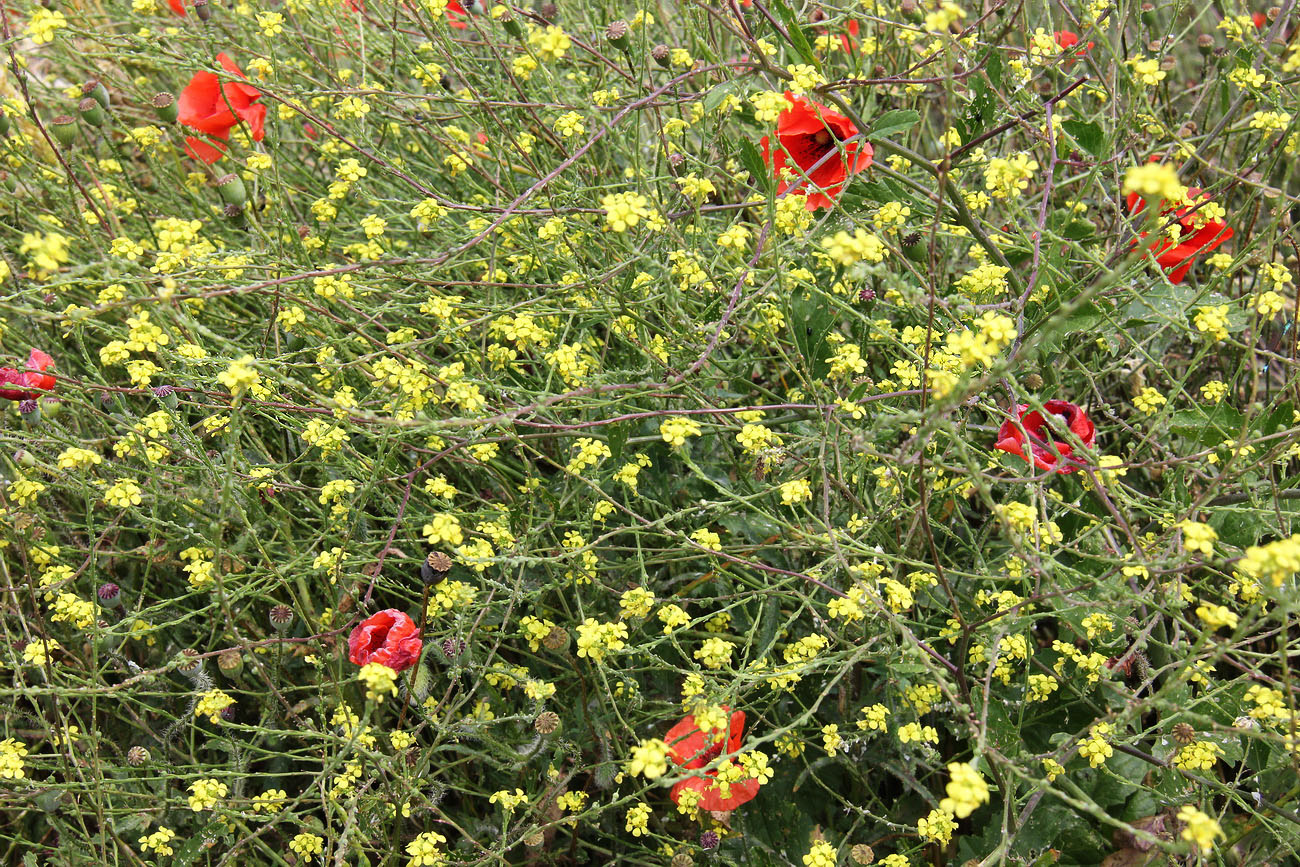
[869,109,920,141]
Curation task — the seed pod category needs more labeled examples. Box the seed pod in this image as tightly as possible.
[534,711,560,734]
[215,173,247,207]
[152,92,177,123]
[127,746,150,766]
[421,551,452,584]
[217,649,243,677]
[82,79,110,110]
[193,0,212,21]
[78,98,105,127]
[500,9,522,38]
[50,115,77,148]
[605,20,630,52]
[0,109,10,137]
[269,604,294,632]
[650,44,671,68]
[97,583,123,608]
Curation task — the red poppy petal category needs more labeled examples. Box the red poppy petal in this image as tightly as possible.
[183,135,229,163]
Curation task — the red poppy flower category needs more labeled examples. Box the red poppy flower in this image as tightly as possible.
[995,400,1095,474]
[177,53,267,164]
[1125,186,1233,284]
[0,349,55,401]
[760,92,872,211]
[446,0,468,29]
[1253,11,1267,27]
[347,609,423,672]
[1053,30,1094,61]
[665,706,761,812]
[169,0,188,13]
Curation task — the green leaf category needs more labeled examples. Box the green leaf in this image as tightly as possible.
[868,109,920,141]
[1061,119,1104,156]
[1169,406,1245,446]
[737,138,769,194]
[769,0,817,66]
[606,422,628,460]
[788,292,837,380]
[1261,400,1294,437]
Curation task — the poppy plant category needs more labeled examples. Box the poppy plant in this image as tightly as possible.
[995,400,1095,474]
[0,349,55,401]
[347,609,423,672]
[760,92,872,211]
[665,707,761,812]
[168,0,187,14]
[177,53,267,164]
[1126,186,1233,284]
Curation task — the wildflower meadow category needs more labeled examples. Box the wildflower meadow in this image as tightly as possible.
[3,0,1300,863]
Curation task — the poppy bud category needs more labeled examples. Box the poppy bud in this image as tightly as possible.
[605,20,630,52]
[82,79,110,110]
[215,173,247,207]
[50,115,77,148]
[14,449,35,467]
[0,171,14,193]
[78,98,105,128]
[651,44,671,68]
[152,92,177,123]
[0,109,9,137]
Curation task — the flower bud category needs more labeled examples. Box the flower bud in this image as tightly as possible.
[215,173,248,207]
[78,97,105,128]
[0,109,9,137]
[152,92,177,123]
[50,115,78,148]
